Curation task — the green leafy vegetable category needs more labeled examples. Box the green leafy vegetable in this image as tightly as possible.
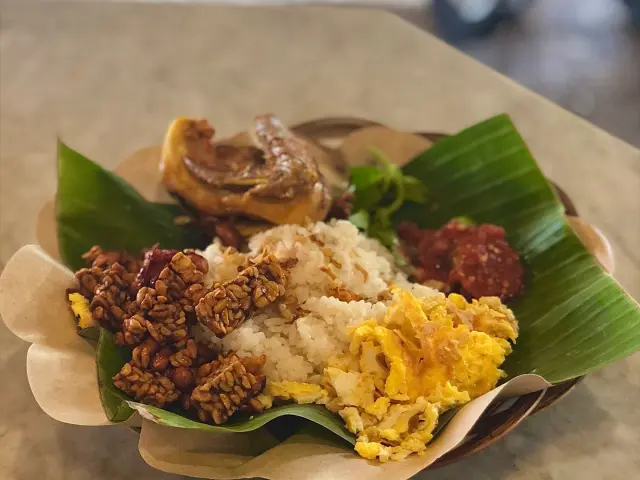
[78,325,100,342]
[56,140,206,270]
[398,114,640,383]
[402,175,429,204]
[348,147,428,257]
[347,210,369,230]
[451,216,475,226]
[349,166,384,211]
[96,328,135,422]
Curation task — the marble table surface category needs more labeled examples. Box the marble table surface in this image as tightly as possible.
[1,3,639,480]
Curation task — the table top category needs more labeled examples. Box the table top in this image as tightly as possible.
[1,3,639,480]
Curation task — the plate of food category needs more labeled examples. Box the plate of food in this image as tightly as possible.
[0,113,637,479]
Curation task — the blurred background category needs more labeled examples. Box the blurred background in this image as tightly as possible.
[157,0,639,147]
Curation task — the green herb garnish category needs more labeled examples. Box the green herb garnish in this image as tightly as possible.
[347,147,428,259]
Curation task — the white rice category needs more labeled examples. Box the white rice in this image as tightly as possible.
[199,220,439,383]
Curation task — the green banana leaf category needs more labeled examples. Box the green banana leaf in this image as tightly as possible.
[96,329,136,422]
[127,401,355,444]
[56,141,207,271]
[398,114,640,383]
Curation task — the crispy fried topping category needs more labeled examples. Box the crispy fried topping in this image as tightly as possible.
[191,352,266,424]
[195,254,292,337]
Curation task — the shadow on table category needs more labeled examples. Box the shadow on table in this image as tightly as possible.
[0,324,181,480]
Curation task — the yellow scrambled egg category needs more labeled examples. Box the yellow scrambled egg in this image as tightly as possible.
[68,292,95,329]
[265,381,331,404]
[264,289,518,462]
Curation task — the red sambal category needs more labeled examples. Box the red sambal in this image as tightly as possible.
[397,219,524,300]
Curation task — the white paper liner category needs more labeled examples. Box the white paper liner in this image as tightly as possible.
[0,246,112,426]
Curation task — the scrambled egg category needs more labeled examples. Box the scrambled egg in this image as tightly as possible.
[265,381,331,404]
[264,288,518,462]
[68,292,95,330]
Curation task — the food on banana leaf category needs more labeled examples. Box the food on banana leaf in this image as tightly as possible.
[52,115,640,467]
[66,220,518,461]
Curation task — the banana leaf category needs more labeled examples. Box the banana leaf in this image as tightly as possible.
[96,328,136,422]
[398,114,640,383]
[56,141,207,271]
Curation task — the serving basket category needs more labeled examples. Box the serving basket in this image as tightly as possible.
[17,116,614,475]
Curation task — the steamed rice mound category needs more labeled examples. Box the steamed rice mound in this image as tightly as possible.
[200,220,437,383]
